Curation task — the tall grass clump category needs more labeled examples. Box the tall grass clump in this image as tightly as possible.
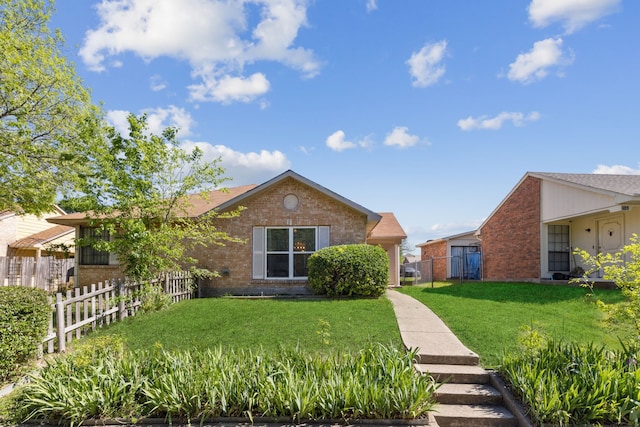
[501,336,640,426]
[11,344,438,425]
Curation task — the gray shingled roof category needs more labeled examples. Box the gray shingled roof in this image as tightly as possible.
[532,172,640,197]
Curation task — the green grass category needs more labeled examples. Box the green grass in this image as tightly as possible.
[399,282,634,367]
[74,297,402,354]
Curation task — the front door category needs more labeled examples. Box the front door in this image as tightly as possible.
[597,215,624,277]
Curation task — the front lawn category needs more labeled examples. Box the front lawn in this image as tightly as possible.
[399,281,634,367]
[72,296,403,354]
[2,296,435,425]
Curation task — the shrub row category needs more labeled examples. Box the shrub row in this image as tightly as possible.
[308,244,388,297]
[10,344,438,425]
[0,286,49,383]
[501,339,640,426]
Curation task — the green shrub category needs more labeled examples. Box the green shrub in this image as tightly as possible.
[308,244,389,297]
[0,286,50,383]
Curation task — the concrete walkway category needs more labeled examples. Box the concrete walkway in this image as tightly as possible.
[386,288,529,427]
[386,289,479,365]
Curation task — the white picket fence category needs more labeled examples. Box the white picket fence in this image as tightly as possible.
[40,271,194,355]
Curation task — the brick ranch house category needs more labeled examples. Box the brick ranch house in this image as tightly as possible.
[478,172,640,281]
[48,170,407,296]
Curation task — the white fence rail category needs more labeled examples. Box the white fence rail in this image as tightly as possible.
[0,256,74,292]
[40,271,194,355]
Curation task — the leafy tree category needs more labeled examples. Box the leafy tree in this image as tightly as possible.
[0,0,100,215]
[573,234,640,338]
[65,114,244,280]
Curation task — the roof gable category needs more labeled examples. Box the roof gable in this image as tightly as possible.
[213,170,382,222]
[479,172,640,232]
[368,212,407,241]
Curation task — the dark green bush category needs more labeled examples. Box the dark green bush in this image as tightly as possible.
[0,286,50,383]
[308,244,389,297]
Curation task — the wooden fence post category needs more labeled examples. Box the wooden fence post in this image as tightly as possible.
[55,293,66,353]
[117,278,126,320]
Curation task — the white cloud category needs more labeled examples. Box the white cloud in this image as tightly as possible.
[384,127,421,148]
[143,106,195,136]
[188,71,271,104]
[406,40,447,88]
[106,110,131,136]
[79,0,320,104]
[326,130,357,152]
[593,164,640,175]
[457,111,541,131]
[366,0,378,12]
[506,38,573,84]
[106,106,196,137]
[528,0,620,34]
[181,141,291,185]
[150,74,167,91]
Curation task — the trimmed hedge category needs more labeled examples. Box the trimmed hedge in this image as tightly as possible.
[0,286,50,383]
[308,244,389,297]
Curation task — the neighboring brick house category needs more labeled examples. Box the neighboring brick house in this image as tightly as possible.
[477,172,640,281]
[417,231,481,280]
[48,170,407,295]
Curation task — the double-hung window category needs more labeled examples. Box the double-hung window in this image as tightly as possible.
[253,226,329,279]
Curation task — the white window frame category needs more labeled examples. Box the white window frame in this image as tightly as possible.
[252,226,330,280]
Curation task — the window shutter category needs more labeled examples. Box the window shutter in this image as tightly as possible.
[318,226,330,249]
[252,227,265,279]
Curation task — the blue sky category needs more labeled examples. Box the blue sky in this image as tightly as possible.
[49,0,639,253]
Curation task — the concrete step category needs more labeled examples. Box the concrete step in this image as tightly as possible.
[435,383,503,405]
[433,404,517,427]
[416,363,490,384]
[414,349,480,366]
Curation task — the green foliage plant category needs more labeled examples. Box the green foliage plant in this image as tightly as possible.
[65,114,245,281]
[0,286,49,383]
[573,234,640,339]
[0,0,101,215]
[11,344,438,425]
[308,244,389,297]
[502,338,640,426]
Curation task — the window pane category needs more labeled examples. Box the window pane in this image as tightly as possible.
[294,253,311,277]
[267,229,289,251]
[548,225,570,271]
[80,227,110,266]
[293,228,315,252]
[267,254,289,277]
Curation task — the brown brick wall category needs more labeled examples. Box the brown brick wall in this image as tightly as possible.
[190,177,369,295]
[77,264,125,287]
[420,240,447,280]
[481,176,541,280]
